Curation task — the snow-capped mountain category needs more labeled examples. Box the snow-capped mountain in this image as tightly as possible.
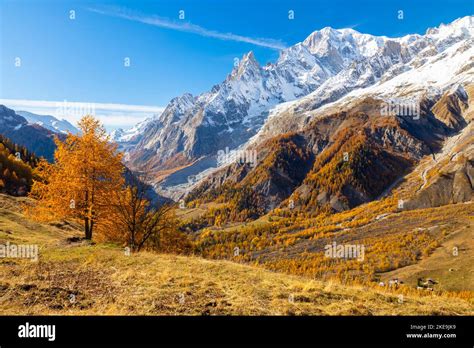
[16,111,79,135]
[252,16,474,143]
[126,26,402,170]
[110,113,164,158]
[125,16,474,197]
[0,106,61,161]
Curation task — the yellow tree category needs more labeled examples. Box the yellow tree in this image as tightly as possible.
[106,171,180,252]
[29,116,124,240]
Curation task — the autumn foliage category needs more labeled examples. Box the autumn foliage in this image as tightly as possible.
[27,115,191,254]
[29,116,124,239]
[0,134,40,196]
[104,171,192,253]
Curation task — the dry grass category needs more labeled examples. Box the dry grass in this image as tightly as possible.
[0,196,473,315]
[381,224,474,292]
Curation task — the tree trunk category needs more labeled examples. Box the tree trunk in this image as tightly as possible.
[84,217,92,240]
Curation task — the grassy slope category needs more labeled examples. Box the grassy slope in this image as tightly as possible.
[190,195,473,290]
[0,194,473,315]
[381,225,473,291]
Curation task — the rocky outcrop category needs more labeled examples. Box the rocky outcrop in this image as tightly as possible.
[408,160,474,208]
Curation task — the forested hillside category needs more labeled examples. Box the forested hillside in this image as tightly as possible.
[0,134,40,196]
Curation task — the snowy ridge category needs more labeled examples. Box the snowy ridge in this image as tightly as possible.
[250,16,474,144]
[16,111,79,135]
[124,16,474,196]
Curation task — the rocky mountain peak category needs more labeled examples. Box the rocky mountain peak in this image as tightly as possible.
[162,93,196,118]
[230,51,261,81]
[425,15,474,39]
[302,26,386,61]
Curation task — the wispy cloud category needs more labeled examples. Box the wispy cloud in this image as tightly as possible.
[87,6,286,50]
[0,99,165,130]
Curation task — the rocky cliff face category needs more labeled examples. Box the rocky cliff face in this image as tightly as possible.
[409,160,474,208]
[404,86,474,209]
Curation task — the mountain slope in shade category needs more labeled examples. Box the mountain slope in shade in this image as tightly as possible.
[0,105,61,161]
[395,85,474,209]
[16,110,79,135]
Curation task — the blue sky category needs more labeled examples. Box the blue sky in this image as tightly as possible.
[0,0,473,129]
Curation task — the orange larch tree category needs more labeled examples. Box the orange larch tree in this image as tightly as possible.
[29,115,124,240]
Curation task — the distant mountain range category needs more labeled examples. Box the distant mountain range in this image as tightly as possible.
[0,108,79,161]
[1,16,473,214]
[110,114,161,154]
[0,106,63,161]
[113,16,473,207]
[16,110,78,135]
